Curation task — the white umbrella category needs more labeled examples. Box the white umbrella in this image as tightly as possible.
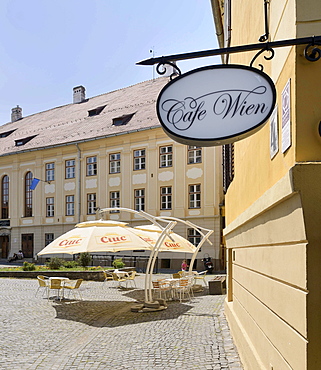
[37,220,153,255]
[134,224,196,254]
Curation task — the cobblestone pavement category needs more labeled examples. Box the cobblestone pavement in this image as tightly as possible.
[0,275,243,370]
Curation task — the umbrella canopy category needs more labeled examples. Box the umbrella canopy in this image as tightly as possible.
[134,224,197,254]
[37,220,153,255]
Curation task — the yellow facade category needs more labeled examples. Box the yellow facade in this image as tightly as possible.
[0,79,223,271]
[212,0,321,368]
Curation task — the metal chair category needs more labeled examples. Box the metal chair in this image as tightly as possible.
[64,279,83,300]
[111,272,127,288]
[125,271,137,288]
[193,270,208,286]
[172,278,192,302]
[47,279,64,301]
[152,280,171,301]
[35,275,48,297]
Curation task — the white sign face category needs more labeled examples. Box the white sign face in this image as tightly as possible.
[157,65,276,146]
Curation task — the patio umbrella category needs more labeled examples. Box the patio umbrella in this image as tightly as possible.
[37,220,154,255]
[134,224,197,254]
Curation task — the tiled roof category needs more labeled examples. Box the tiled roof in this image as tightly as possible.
[0,77,168,156]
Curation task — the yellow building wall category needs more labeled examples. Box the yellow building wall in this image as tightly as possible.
[0,127,223,271]
[221,0,321,369]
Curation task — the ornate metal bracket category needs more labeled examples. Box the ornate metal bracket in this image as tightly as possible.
[250,45,275,71]
[156,60,182,80]
[304,38,321,62]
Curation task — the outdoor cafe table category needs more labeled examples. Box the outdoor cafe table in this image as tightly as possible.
[48,277,70,300]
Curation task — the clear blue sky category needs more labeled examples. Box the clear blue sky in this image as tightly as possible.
[0,0,220,126]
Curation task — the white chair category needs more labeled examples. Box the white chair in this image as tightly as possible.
[172,278,192,302]
[125,271,137,288]
[193,270,208,286]
[152,280,171,300]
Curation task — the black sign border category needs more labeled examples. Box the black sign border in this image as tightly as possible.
[156,64,277,146]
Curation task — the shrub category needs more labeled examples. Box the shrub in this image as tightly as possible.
[63,260,79,269]
[112,258,125,269]
[78,252,92,269]
[46,257,64,270]
[22,261,36,271]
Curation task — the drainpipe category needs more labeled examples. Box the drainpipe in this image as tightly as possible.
[75,144,81,223]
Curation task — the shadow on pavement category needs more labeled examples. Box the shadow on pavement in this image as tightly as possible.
[53,297,193,328]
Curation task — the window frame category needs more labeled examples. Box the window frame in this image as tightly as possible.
[133,149,146,171]
[25,172,33,217]
[109,153,121,174]
[45,233,54,246]
[65,159,76,179]
[1,175,9,219]
[110,191,120,212]
[187,228,202,247]
[189,184,201,209]
[160,186,172,210]
[65,195,75,216]
[87,193,96,215]
[134,188,145,211]
[187,146,202,164]
[45,162,55,182]
[86,156,97,176]
[46,197,55,217]
[159,146,173,168]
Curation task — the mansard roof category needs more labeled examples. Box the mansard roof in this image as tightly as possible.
[0,77,168,156]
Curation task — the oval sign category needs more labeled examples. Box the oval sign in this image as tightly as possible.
[156,64,276,146]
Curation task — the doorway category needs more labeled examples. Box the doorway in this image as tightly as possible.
[0,235,9,258]
[21,234,34,258]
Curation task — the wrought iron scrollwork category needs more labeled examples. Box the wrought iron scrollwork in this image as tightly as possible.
[304,40,321,62]
[250,46,275,71]
[156,60,181,80]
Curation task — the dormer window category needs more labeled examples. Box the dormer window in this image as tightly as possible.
[15,135,37,146]
[88,105,106,117]
[0,129,16,138]
[112,113,135,126]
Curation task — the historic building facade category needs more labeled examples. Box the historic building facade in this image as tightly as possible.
[0,77,223,271]
[212,0,321,369]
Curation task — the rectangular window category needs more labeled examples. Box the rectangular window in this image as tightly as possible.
[87,193,96,214]
[188,146,202,164]
[65,159,75,179]
[110,191,120,212]
[187,228,201,247]
[134,189,145,211]
[160,186,172,210]
[86,156,97,176]
[109,153,121,173]
[45,163,55,182]
[66,195,75,216]
[45,233,54,246]
[46,197,54,217]
[160,146,173,167]
[189,184,201,208]
[133,149,146,170]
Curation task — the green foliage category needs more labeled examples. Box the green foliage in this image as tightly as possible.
[46,257,64,270]
[63,260,79,269]
[22,261,36,271]
[112,258,125,269]
[78,252,92,269]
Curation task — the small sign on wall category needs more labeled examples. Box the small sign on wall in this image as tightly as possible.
[281,79,291,153]
[270,106,278,159]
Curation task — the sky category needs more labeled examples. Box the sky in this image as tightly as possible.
[0,0,220,126]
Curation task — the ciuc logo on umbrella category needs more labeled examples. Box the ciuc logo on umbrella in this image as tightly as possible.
[164,241,181,249]
[99,234,131,244]
[58,236,84,248]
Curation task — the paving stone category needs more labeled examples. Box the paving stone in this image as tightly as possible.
[0,274,243,369]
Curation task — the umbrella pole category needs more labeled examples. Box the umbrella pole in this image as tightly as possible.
[144,222,176,303]
[188,229,214,273]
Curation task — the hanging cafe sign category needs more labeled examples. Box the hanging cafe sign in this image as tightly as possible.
[156,64,276,146]
[137,35,321,147]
